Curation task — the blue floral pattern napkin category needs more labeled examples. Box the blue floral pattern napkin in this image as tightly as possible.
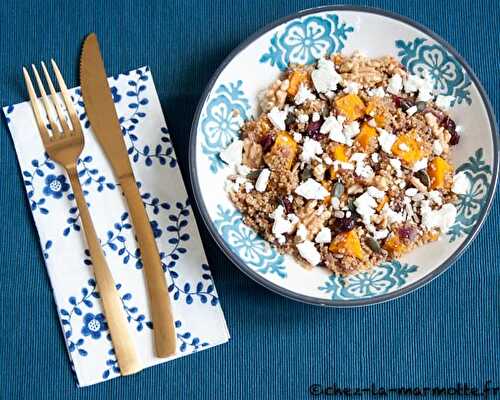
[3,66,230,387]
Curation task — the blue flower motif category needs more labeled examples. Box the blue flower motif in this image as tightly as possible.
[175,320,209,352]
[319,260,418,300]
[81,313,108,340]
[150,220,162,238]
[42,174,70,199]
[214,205,286,278]
[260,14,354,70]
[200,81,250,173]
[447,148,492,241]
[395,38,472,105]
[110,86,121,103]
[3,104,14,124]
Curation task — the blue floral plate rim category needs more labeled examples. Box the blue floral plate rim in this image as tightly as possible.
[189,5,499,307]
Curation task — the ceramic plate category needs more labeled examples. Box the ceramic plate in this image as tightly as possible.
[189,6,498,306]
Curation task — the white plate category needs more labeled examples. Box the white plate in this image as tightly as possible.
[189,6,498,306]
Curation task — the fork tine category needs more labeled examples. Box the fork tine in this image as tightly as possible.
[23,67,51,145]
[50,59,80,133]
[31,64,61,136]
[41,61,70,133]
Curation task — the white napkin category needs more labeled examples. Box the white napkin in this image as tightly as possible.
[3,66,230,387]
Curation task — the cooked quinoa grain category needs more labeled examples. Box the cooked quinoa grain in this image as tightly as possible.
[220,52,466,276]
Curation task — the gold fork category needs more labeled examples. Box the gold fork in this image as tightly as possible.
[23,60,142,376]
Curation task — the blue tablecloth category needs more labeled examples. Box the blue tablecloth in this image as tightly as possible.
[1,0,498,398]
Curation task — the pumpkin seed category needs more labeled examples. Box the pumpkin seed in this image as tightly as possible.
[285,113,295,127]
[301,166,312,181]
[416,101,427,112]
[332,181,345,198]
[347,198,357,213]
[366,237,382,253]
[246,169,263,180]
[414,170,430,187]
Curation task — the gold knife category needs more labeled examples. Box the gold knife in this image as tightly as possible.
[80,33,176,357]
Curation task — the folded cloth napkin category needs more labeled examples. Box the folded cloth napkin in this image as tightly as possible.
[3,66,229,387]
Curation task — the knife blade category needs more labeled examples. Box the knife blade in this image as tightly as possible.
[80,33,176,357]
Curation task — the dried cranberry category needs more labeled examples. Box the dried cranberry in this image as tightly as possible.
[440,115,459,145]
[260,134,275,153]
[441,115,456,132]
[392,95,415,111]
[279,197,293,214]
[305,120,323,140]
[335,217,356,233]
[449,131,460,145]
[398,226,417,241]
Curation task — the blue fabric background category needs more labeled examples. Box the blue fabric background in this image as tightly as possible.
[0,1,498,398]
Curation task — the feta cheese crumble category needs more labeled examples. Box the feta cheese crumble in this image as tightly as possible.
[311,58,342,93]
[377,128,397,154]
[219,139,243,166]
[255,168,271,192]
[389,158,403,177]
[297,113,309,124]
[406,105,418,116]
[405,188,418,197]
[315,227,332,244]
[293,131,303,143]
[451,171,470,195]
[421,203,457,232]
[428,190,443,206]
[367,186,386,199]
[300,137,323,163]
[294,178,329,200]
[343,121,361,140]
[236,163,251,176]
[296,223,308,242]
[432,140,444,155]
[386,73,403,94]
[294,84,316,105]
[367,87,385,97]
[267,107,287,131]
[412,157,428,172]
[354,192,378,224]
[320,115,346,143]
[296,240,321,266]
[351,152,374,179]
[381,204,404,225]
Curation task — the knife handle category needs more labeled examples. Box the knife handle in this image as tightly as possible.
[67,168,142,375]
[120,176,177,357]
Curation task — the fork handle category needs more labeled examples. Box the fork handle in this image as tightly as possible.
[120,176,177,358]
[67,167,142,375]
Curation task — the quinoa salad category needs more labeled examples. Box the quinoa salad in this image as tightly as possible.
[219,52,469,276]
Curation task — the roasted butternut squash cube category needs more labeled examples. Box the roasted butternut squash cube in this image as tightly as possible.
[328,144,350,179]
[365,101,377,116]
[374,114,385,126]
[355,123,378,152]
[287,69,309,96]
[335,94,365,121]
[383,234,407,257]
[330,144,349,162]
[428,156,453,189]
[329,230,365,260]
[268,131,297,169]
[391,133,423,165]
